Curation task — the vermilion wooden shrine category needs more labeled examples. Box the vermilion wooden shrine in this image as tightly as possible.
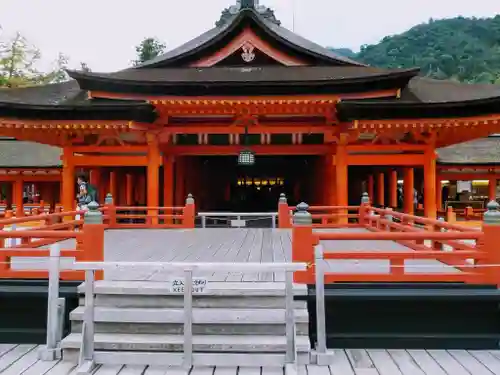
[1,0,500,219]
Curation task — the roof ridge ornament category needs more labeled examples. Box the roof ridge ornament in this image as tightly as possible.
[216,1,281,27]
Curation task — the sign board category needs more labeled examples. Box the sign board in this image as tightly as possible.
[457,180,472,193]
[169,277,208,294]
[231,219,246,227]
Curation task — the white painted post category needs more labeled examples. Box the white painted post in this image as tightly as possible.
[313,244,334,365]
[183,269,194,369]
[38,243,62,361]
[77,270,96,375]
[284,270,296,364]
[201,215,206,228]
[271,214,277,229]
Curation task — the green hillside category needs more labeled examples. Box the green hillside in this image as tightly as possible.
[332,16,500,84]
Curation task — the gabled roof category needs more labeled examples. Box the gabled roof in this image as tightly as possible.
[67,66,418,96]
[135,7,364,68]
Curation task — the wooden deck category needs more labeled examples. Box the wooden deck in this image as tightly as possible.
[3,344,500,374]
[12,228,459,281]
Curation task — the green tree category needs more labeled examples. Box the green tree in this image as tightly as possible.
[0,29,70,87]
[133,37,166,66]
[354,15,500,84]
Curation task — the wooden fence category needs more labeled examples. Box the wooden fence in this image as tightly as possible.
[288,193,499,285]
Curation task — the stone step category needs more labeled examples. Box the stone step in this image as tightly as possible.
[62,349,311,367]
[78,295,307,309]
[70,320,309,336]
[69,306,309,324]
[78,281,307,297]
[61,332,311,353]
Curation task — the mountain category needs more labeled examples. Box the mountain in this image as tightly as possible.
[333,16,500,84]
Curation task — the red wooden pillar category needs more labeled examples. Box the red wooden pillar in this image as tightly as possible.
[175,157,185,206]
[436,177,443,211]
[389,170,398,208]
[377,172,385,207]
[147,135,161,224]
[163,156,174,208]
[109,170,117,201]
[336,140,348,224]
[14,178,24,216]
[61,147,75,212]
[489,177,497,201]
[423,148,437,219]
[403,168,414,215]
[125,173,133,206]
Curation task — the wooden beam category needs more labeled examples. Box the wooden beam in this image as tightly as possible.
[347,154,425,166]
[164,145,331,156]
[72,145,147,153]
[0,175,61,182]
[347,144,426,152]
[71,155,149,167]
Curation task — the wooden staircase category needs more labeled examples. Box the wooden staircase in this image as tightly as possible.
[61,280,311,367]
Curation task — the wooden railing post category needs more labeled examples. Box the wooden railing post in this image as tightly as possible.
[183,194,196,228]
[278,193,291,229]
[292,202,315,283]
[482,201,500,285]
[104,193,116,228]
[82,202,105,280]
[359,192,370,227]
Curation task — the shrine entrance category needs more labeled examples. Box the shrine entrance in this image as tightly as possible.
[195,156,319,212]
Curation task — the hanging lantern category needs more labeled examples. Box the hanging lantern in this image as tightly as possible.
[238,149,255,166]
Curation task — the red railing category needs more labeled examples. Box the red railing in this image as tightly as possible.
[0,207,104,280]
[101,194,196,229]
[290,196,499,286]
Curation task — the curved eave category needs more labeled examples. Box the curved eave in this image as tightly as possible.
[336,96,500,121]
[68,69,418,96]
[0,101,157,123]
[137,9,364,68]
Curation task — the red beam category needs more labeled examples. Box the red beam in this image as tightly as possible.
[165,145,331,156]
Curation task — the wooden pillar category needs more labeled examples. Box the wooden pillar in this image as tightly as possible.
[175,158,185,206]
[109,170,117,200]
[436,177,443,211]
[489,177,497,201]
[325,154,336,207]
[336,139,348,224]
[367,174,374,203]
[403,168,414,215]
[423,148,437,219]
[14,178,24,216]
[377,172,385,207]
[389,170,398,208]
[125,173,133,206]
[163,156,174,207]
[147,134,161,224]
[61,147,75,212]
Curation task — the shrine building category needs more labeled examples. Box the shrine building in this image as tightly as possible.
[1,0,500,219]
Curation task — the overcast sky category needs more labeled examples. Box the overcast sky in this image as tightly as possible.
[1,0,499,72]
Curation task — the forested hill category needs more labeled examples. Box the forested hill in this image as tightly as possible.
[330,16,500,84]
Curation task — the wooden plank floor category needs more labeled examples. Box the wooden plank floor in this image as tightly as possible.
[11,228,460,281]
[3,344,500,374]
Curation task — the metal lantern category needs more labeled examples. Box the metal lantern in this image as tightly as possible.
[238,149,255,166]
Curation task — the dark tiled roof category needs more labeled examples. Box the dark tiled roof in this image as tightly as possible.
[403,77,500,103]
[0,81,84,105]
[0,140,61,167]
[136,8,363,68]
[69,66,417,84]
[67,66,418,96]
[437,138,500,165]
[0,81,157,122]
[337,77,500,120]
